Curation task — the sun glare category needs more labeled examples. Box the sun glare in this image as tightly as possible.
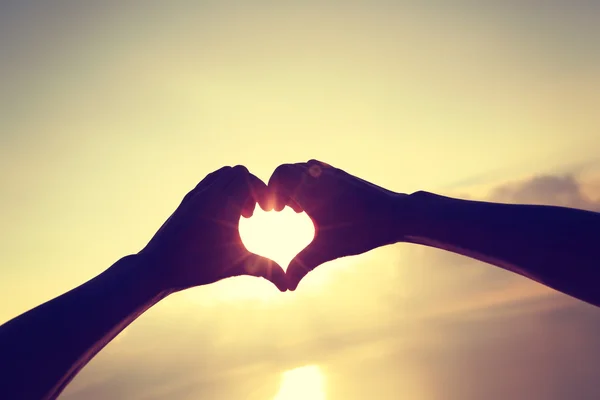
[183,208,315,304]
[239,207,315,269]
[273,365,326,400]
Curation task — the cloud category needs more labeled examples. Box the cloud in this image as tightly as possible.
[489,174,600,211]
[389,172,600,319]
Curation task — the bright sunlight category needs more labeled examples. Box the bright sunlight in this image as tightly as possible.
[185,207,315,304]
[273,365,326,400]
[239,207,315,269]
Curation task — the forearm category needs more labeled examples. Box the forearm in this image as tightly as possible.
[399,191,600,306]
[0,254,171,400]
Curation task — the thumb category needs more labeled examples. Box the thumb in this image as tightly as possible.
[286,242,331,291]
[237,253,287,292]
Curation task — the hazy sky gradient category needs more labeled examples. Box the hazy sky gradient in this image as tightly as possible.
[1,1,599,399]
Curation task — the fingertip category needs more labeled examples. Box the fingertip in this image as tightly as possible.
[287,280,299,292]
[261,198,276,212]
[246,174,273,211]
[272,190,290,212]
[288,198,304,213]
[241,197,256,218]
[274,202,285,212]
[241,206,254,219]
[248,255,287,292]
[269,262,288,292]
[285,261,307,292]
[258,188,276,211]
[276,280,288,292]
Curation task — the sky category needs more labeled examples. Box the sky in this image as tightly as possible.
[1,1,600,399]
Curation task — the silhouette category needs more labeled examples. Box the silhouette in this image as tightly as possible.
[270,160,600,304]
[1,159,599,399]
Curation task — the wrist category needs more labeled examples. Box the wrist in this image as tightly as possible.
[125,253,175,299]
[391,190,433,241]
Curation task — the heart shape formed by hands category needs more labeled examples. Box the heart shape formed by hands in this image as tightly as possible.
[239,206,315,270]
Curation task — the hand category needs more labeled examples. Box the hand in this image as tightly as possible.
[140,165,287,292]
[268,160,406,290]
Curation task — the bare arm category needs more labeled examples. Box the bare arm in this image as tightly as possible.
[402,191,600,307]
[0,255,168,400]
[0,166,285,400]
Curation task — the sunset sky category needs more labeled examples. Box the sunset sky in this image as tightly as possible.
[1,1,600,399]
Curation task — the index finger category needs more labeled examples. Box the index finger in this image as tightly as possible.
[220,166,271,218]
[268,163,311,211]
[243,174,271,216]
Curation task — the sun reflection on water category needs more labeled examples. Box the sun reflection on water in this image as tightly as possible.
[273,365,326,400]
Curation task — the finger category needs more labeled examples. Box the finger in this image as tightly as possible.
[199,166,234,188]
[231,254,287,292]
[224,167,274,219]
[268,163,307,210]
[181,166,232,204]
[306,159,334,172]
[306,159,331,167]
[286,241,331,291]
[240,175,269,217]
[305,160,382,193]
[247,174,271,212]
[241,174,260,218]
[286,198,304,213]
[268,164,297,210]
[241,197,256,218]
[220,165,253,214]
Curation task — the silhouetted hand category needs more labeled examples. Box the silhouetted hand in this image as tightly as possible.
[140,165,287,292]
[268,160,406,290]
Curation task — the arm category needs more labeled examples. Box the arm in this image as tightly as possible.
[401,191,600,307]
[0,165,285,400]
[268,159,600,307]
[0,255,169,400]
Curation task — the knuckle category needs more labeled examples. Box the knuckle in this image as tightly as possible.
[307,159,331,168]
[216,165,233,175]
[181,191,195,204]
[270,164,293,182]
[273,163,293,173]
[307,164,323,178]
[206,166,232,181]
[232,165,249,175]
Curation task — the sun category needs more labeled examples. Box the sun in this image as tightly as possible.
[181,207,315,304]
[273,365,326,400]
[239,206,315,270]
